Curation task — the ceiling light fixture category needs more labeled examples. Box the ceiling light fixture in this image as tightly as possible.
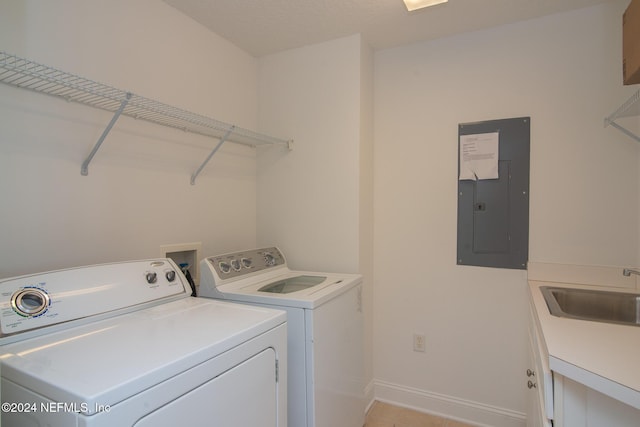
[403,0,448,12]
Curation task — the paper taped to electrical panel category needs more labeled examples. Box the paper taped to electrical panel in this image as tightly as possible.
[458,132,499,181]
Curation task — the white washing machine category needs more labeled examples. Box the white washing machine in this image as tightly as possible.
[0,259,287,427]
[198,247,364,427]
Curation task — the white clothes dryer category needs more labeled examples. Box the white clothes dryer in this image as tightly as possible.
[199,247,365,427]
[0,259,287,427]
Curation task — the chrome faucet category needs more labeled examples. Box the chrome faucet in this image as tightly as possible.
[622,268,640,277]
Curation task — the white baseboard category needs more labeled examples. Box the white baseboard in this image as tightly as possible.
[373,379,526,427]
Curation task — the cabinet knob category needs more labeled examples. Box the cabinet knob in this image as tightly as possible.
[526,369,535,377]
[527,380,537,389]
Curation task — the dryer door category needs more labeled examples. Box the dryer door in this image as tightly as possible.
[135,348,277,427]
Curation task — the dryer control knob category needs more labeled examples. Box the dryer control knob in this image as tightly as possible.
[146,272,158,284]
[166,270,176,282]
[11,287,51,317]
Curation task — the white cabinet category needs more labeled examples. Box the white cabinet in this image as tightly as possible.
[552,375,640,427]
[526,341,551,427]
[526,306,552,427]
[528,298,640,427]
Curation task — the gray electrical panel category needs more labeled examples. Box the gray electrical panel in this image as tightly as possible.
[457,117,530,269]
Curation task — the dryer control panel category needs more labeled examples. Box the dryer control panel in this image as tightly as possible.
[205,247,286,281]
[0,259,188,343]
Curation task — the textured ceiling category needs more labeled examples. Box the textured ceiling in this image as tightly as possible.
[163,0,611,57]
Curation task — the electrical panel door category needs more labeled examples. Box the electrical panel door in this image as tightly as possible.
[457,117,530,270]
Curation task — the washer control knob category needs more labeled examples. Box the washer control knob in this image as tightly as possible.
[219,262,231,274]
[264,253,276,266]
[166,270,176,282]
[231,259,241,271]
[11,287,51,317]
[241,258,252,269]
[146,272,158,284]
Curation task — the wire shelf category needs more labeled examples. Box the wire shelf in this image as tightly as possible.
[605,89,640,143]
[0,51,292,183]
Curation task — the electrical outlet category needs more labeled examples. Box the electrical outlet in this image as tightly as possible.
[413,333,426,352]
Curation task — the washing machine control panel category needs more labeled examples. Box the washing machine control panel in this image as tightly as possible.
[0,259,188,342]
[206,247,286,280]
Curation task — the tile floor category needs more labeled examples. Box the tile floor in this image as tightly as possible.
[365,401,476,427]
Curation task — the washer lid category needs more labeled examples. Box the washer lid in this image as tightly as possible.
[208,271,362,309]
[0,298,285,414]
[258,275,327,294]
[198,247,363,308]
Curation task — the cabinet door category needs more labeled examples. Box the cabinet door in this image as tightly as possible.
[527,329,552,427]
[553,375,640,427]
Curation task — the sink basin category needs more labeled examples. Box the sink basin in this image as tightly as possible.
[541,286,640,327]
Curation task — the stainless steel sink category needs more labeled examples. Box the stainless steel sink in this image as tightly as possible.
[541,286,640,327]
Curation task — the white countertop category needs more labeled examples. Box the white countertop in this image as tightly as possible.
[528,280,640,410]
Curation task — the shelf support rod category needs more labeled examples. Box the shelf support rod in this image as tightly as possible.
[190,126,235,185]
[604,119,640,143]
[81,92,132,176]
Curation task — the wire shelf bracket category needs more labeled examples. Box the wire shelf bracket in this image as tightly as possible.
[191,126,234,185]
[81,92,131,176]
[604,89,640,143]
[0,51,293,183]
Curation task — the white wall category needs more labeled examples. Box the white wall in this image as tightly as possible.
[256,34,365,274]
[373,1,638,426]
[359,38,376,404]
[257,33,375,399]
[0,0,260,278]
